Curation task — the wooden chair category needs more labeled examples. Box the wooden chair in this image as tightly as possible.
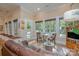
[48,33,56,44]
[36,32,42,43]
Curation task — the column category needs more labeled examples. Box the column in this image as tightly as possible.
[11,20,14,35]
[43,20,45,33]
[7,22,10,34]
[55,17,60,40]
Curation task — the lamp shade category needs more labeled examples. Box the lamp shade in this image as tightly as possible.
[64,9,79,21]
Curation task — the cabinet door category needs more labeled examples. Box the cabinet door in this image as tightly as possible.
[76,41,79,50]
[66,39,71,48]
[71,40,76,49]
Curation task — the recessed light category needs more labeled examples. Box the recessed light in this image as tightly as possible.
[37,8,40,11]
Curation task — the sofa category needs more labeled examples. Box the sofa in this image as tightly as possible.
[2,40,53,56]
[2,40,41,56]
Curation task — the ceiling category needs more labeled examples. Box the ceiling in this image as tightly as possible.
[19,3,66,14]
[0,3,19,17]
[0,3,66,17]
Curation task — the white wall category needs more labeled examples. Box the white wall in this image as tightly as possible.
[1,3,79,42]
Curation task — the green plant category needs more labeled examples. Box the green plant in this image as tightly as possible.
[27,22,31,30]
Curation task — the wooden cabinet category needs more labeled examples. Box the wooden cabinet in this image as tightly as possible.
[66,27,79,50]
[71,39,76,49]
[66,38,76,49]
[76,41,79,51]
[66,39,71,48]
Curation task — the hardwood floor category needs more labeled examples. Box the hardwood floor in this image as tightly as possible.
[0,39,5,56]
[29,39,66,48]
[29,40,44,48]
[0,46,2,56]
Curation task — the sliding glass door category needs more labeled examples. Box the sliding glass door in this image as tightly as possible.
[26,20,31,39]
[45,19,56,34]
[5,23,8,34]
[35,21,43,32]
[8,21,12,35]
[59,18,66,36]
[13,20,18,35]
[35,17,66,37]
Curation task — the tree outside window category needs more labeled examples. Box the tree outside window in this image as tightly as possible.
[27,21,31,31]
[45,20,55,33]
[59,18,66,35]
[26,20,31,39]
[35,21,43,32]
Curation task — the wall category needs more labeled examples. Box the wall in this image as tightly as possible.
[1,3,79,42]
[0,17,4,33]
[3,6,21,35]
[33,4,79,21]
[32,3,79,45]
[19,3,79,42]
[0,4,73,34]
[19,7,36,39]
[32,4,71,21]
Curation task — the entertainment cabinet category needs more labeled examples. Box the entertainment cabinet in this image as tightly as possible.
[64,9,79,51]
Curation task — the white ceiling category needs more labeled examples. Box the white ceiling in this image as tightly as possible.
[0,3,19,17]
[19,3,66,13]
[0,3,66,17]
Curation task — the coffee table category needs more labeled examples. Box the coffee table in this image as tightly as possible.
[43,41,79,56]
[43,41,55,51]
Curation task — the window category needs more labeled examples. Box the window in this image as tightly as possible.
[59,18,66,35]
[45,19,56,33]
[26,21,31,39]
[9,21,12,34]
[0,25,3,31]
[27,21,31,31]
[66,21,74,27]
[13,20,18,35]
[5,23,8,33]
[35,17,66,37]
[35,19,56,34]
[35,21,43,32]
[73,21,79,26]
[60,19,79,36]
[65,21,79,28]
